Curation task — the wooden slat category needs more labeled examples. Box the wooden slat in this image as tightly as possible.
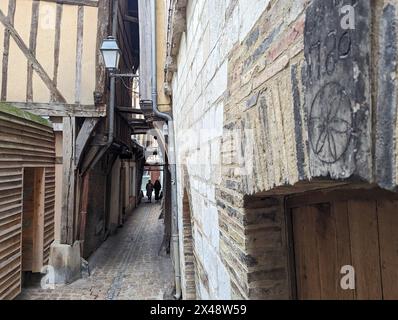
[0,276,20,300]
[0,121,54,142]
[0,153,54,163]
[0,181,22,191]
[0,236,20,261]
[377,200,398,300]
[0,223,21,239]
[311,203,340,299]
[0,132,55,149]
[292,206,321,299]
[0,198,21,211]
[348,200,383,300]
[0,251,20,271]
[0,210,21,226]
[0,267,20,293]
[0,112,53,134]
[331,201,354,300]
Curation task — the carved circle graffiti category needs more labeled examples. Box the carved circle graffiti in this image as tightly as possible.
[309,82,353,164]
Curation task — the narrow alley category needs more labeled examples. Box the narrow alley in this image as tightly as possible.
[2,0,398,306]
[17,204,174,300]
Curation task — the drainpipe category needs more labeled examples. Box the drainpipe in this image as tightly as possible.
[88,0,119,170]
[151,0,182,300]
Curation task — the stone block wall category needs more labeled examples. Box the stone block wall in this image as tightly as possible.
[170,0,398,299]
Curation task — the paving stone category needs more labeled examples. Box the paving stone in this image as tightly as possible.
[17,204,175,300]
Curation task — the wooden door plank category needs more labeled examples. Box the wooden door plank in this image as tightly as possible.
[314,203,339,299]
[348,200,382,300]
[333,201,355,300]
[32,168,44,272]
[292,206,321,299]
[377,199,398,300]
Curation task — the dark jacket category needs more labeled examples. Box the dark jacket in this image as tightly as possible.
[146,183,154,194]
[154,180,161,192]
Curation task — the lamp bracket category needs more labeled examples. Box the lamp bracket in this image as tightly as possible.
[110,73,138,78]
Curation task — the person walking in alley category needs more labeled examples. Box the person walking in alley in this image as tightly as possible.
[146,180,154,203]
[154,180,162,201]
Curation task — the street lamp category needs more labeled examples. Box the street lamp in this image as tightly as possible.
[100,36,120,70]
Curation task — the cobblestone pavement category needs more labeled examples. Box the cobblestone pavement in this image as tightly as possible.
[18,203,175,300]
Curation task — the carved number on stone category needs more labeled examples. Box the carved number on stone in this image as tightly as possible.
[308,31,352,80]
[309,82,353,164]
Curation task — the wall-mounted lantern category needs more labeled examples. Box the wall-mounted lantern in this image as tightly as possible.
[100,36,121,70]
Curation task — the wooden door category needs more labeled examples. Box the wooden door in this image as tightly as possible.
[289,189,398,300]
[22,168,44,273]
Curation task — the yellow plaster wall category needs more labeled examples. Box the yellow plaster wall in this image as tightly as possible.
[34,1,57,102]
[7,0,30,102]
[81,6,97,105]
[58,4,77,103]
[0,0,99,105]
[156,0,171,112]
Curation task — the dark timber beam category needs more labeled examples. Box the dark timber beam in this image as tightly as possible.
[124,15,138,24]
[116,107,143,114]
[75,118,100,166]
[129,119,148,125]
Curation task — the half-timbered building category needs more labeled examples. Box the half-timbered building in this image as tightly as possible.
[0,0,146,298]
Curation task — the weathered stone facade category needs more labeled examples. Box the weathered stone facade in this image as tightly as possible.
[168,0,398,300]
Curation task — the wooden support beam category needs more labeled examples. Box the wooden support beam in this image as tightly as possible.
[116,107,143,114]
[95,0,110,102]
[129,119,148,125]
[0,9,66,102]
[1,0,16,101]
[27,0,40,102]
[61,117,76,245]
[80,144,102,175]
[11,102,106,117]
[52,3,63,102]
[75,5,84,104]
[75,118,100,165]
[40,0,99,7]
[78,172,90,241]
[124,15,138,24]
